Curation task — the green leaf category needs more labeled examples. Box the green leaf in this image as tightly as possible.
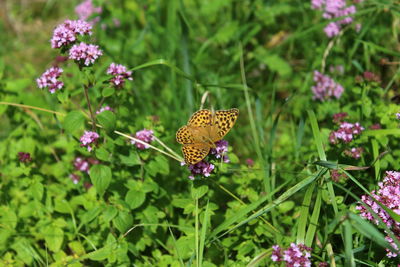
[63,111,85,133]
[119,152,141,166]
[44,226,64,252]
[97,110,116,131]
[95,147,111,162]
[125,189,146,210]
[102,206,118,223]
[113,211,133,233]
[102,87,115,97]
[191,185,209,200]
[54,199,71,214]
[86,245,113,261]
[89,164,112,196]
[30,181,44,201]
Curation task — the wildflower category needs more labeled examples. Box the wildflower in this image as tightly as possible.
[96,105,113,114]
[246,158,254,167]
[271,243,312,266]
[107,63,133,88]
[80,131,99,151]
[363,71,381,83]
[370,123,381,130]
[74,157,90,172]
[36,67,64,93]
[344,147,364,159]
[329,121,364,144]
[131,129,154,150]
[51,20,92,49]
[318,262,329,267]
[329,65,344,75]
[311,0,360,38]
[75,0,102,23]
[18,152,32,163]
[332,112,348,124]
[210,140,230,163]
[84,182,93,189]
[187,161,215,180]
[70,173,80,184]
[311,71,344,101]
[330,169,347,182]
[357,171,400,257]
[69,42,102,66]
[385,236,400,258]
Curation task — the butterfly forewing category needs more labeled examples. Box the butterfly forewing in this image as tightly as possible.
[188,109,212,127]
[214,108,239,138]
[182,143,211,164]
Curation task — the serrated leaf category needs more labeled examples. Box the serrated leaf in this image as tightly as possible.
[44,226,64,252]
[113,211,133,233]
[89,164,112,196]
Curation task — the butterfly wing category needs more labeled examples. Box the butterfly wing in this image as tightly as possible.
[188,109,212,127]
[182,143,210,164]
[213,108,239,139]
[176,126,195,144]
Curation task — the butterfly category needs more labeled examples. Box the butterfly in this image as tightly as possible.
[176,108,239,165]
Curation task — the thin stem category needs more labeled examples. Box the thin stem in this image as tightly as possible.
[83,85,96,131]
[0,102,65,116]
[153,136,182,159]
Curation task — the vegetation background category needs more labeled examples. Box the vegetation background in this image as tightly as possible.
[1,0,400,266]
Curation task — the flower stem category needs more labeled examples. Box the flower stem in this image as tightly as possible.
[84,84,96,131]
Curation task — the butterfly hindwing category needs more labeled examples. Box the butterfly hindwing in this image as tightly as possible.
[188,109,212,127]
[214,108,239,138]
[182,143,210,165]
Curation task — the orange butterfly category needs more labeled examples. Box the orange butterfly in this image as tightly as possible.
[176,109,239,164]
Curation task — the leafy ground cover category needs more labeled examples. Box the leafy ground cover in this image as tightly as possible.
[1,0,400,266]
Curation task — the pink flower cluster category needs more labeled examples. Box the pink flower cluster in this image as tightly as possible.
[271,243,312,266]
[312,71,344,101]
[211,140,230,163]
[311,0,361,38]
[70,157,98,185]
[51,20,92,48]
[18,152,32,163]
[69,42,103,66]
[329,121,364,144]
[344,147,363,159]
[131,129,154,150]
[107,63,133,88]
[75,0,102,23]
[356,171,400,257]
[96,105,113,114]
[80,131,99,151]
[332,112,348,124]
[36,67,64,93]
[187,161,215,180]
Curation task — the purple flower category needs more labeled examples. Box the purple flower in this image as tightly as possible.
[69,42,102,66]
[332,112,348,124]
[36,67,64,93]
[210,140,230,163]
[344,147,364,159]
[246,158,254,167]
[80,131,99,151]
[96,105,113,114]
[51,20,92,49]
[107,63,133,88]
[187,161,215,180]
[397,113,400,120]
[370,123,381,130]
[329,121,364,144]
[324,22,340,38]
[311,0,361,38]
[357,171,400,258]
[131,129,154,150]
[330,169,347,182]
[70,173,81,184]
[311,71,344,101]
[74,157,90,172]
[75,0,102,23]
[18,152,32,163]
[271,243,312,266]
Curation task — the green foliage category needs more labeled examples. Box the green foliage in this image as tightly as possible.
[1,0,400,266]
